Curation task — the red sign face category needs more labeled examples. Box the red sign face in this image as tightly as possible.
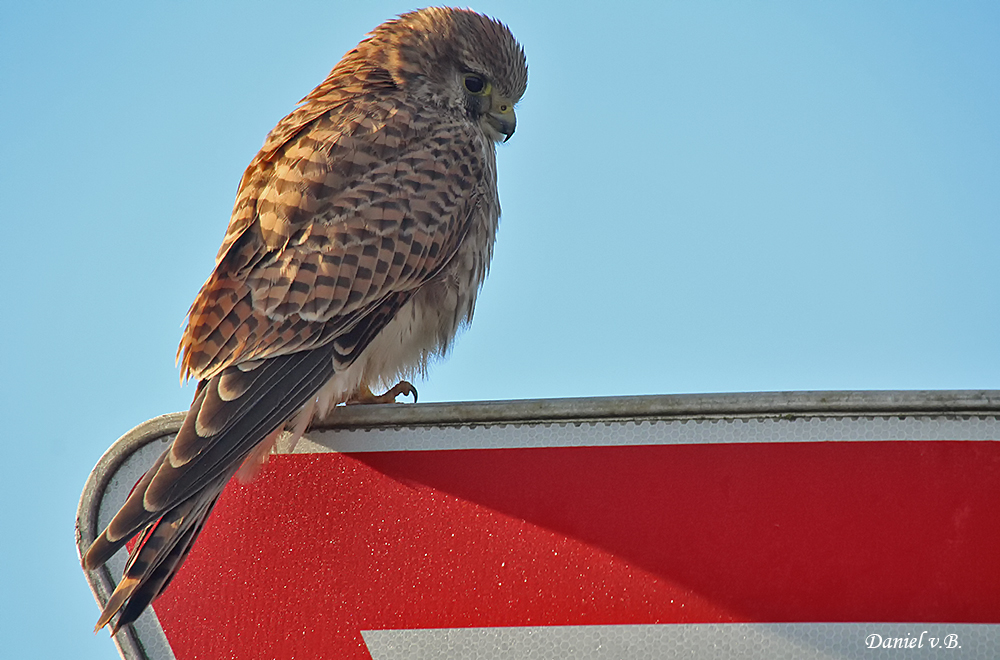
[142,440,1000,659]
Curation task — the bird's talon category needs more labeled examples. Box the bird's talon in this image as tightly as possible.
[392,381,418,404]
[347,381,418,405]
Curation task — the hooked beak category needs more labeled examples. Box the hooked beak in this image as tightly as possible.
[484,94,516,142]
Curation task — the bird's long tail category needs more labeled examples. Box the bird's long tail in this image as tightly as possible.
[82,344,338,633]
[92,469,230,633]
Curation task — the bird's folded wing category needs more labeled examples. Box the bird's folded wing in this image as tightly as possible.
[87,95,488,567]
[180,98,489,382]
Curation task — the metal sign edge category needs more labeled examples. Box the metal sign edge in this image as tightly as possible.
[76,412,186,660]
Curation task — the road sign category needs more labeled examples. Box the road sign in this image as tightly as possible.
[78,391,1000,659]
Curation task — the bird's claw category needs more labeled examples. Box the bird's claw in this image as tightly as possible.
[347,381,418,405]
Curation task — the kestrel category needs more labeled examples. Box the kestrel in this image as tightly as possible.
[82,7,527,633]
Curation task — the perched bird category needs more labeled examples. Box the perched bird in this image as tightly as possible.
[82,7,527,633]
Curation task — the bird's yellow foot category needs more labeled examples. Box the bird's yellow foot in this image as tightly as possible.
[347,381,418,405]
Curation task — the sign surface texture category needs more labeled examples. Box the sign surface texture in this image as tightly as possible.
[77,392,1000,659]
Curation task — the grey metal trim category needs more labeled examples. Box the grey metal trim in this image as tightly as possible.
[76,413,185,660]
[309,390,1000,430]
[288,410,1000,454]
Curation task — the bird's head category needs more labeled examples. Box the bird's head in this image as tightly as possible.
[362,7,528,143]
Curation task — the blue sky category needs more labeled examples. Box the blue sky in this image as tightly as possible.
[1,2,998,657]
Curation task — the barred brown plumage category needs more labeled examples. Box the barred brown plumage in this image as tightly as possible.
[83,7,527,633]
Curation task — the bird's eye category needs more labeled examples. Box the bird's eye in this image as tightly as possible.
[464,74,487,94]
